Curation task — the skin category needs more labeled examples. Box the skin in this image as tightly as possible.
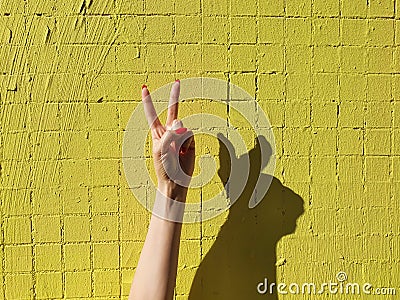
[129,80,195,300]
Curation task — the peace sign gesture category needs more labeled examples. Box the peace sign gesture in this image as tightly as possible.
[142,80,195,199]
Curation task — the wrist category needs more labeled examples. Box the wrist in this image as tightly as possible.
[157,181,188,202]
[153,186,186,223]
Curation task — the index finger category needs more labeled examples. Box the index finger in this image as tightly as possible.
[166,80,180,127]
[142,85,162,130]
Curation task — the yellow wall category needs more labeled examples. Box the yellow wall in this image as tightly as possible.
[1,0,399,299]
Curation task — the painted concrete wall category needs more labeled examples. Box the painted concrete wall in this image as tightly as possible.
[0,0,399,299]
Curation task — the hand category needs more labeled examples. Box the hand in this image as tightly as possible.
[142,80,195,200]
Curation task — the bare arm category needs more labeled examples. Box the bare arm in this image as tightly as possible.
[129,81,195,300]
[129,189,185,300]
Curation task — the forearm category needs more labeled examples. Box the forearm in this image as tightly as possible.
[129,186,186,300]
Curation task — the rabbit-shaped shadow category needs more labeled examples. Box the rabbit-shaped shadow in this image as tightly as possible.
[188,134,305,299]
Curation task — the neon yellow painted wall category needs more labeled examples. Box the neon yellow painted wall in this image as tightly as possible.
[0,0,399,299]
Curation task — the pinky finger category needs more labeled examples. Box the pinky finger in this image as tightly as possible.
[179,131,195,155]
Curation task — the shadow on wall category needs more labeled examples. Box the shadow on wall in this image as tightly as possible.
[189,134,305,300]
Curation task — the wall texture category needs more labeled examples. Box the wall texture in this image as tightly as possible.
[0,0,399,299]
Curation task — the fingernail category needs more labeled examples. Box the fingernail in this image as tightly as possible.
[142,84,147,89]
[180,148,188,155]
[175,79,180,83]
[175,127,187,134]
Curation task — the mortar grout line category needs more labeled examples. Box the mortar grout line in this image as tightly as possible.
[389,0,396,271]
[80,4,96,297]
[21,0,40,296]
[282,0,288,186]
[361,1,370,266]
[255,0,260,128]
[199,0,204,273]
[335,0,343,238]
[116,105,123,297]
[310,0,317,189]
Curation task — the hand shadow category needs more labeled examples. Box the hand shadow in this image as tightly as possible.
[188,134,305,299]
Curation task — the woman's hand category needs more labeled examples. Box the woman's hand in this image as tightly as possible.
[142,80,195,200]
